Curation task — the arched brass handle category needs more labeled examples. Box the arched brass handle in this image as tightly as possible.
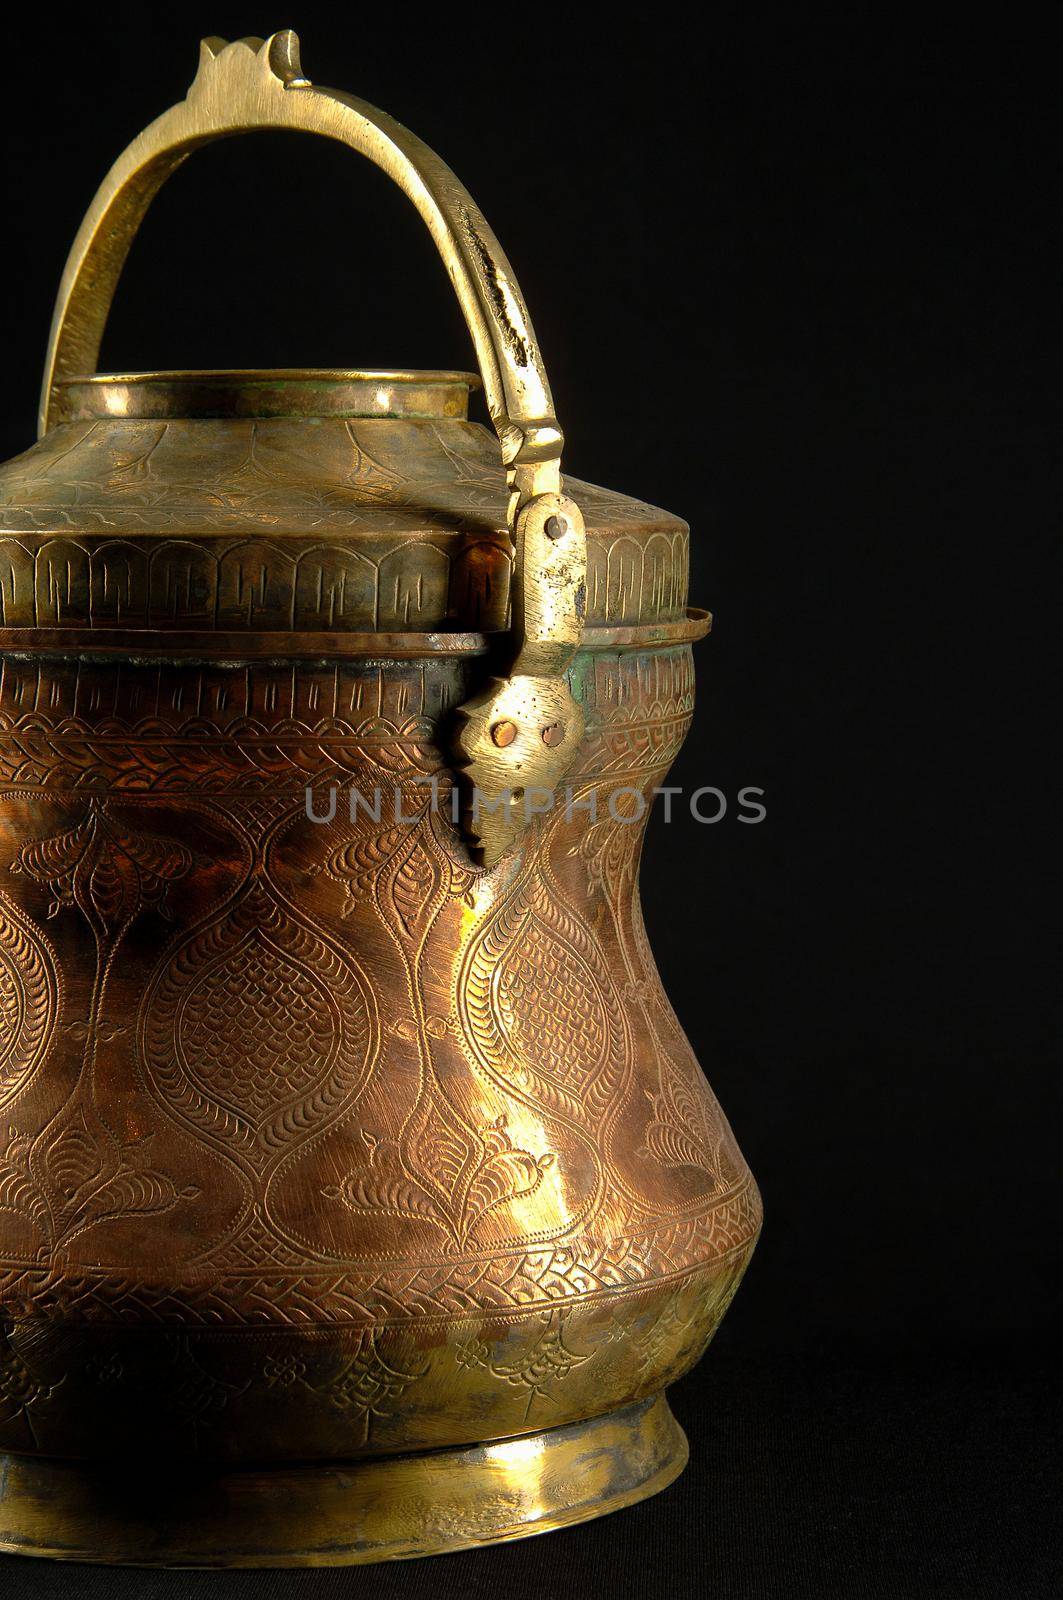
[40,30,586,864]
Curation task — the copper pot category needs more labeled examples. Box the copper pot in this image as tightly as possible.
[0,30,761,1565]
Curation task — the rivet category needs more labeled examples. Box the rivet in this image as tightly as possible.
[544,515,568,541]
[491,720,518,748]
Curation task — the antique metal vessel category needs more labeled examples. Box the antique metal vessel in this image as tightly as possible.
[0,31,761,1565]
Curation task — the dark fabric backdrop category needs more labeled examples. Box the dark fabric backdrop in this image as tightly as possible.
[1,6,1058,1596]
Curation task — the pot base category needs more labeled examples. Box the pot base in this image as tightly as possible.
[0,1394,686,1567]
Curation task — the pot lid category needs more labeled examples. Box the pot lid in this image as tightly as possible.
[0,369,690,638]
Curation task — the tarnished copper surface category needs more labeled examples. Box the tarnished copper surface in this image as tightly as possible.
[0,641,759,1464]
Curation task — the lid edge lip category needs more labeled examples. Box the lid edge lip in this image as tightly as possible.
[58,368,482,389]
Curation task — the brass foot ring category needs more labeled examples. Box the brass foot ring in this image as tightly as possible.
[0,1394,688,1567]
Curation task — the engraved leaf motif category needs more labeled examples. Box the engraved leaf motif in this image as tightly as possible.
[179,929,341,1126]
[86,849,128,927]
[639,1050,727,1181]
[0,894,58,1109]
[12,803,194,933]
[112,819,196,906]
[37,1102,198,1249]
[141,883,375,1164]
[10,817,91,913]
[327,821,442,936]
[163,1337,244,1424]
[465,1116,556,1239]
[0,1127,48,1230]
[641,1100,717,1173]
[47,1107,112,1202]
[331,825,406,886]
[459,878,629,1125]
[572,804,643,897]
[496,1324,589,1396]
[0,1328,62,1421]
[326,1109,553,1252]
[389,838,439,936]
[322,1128,444,1230]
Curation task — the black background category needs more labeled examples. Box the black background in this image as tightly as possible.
[1,6,1059,1597]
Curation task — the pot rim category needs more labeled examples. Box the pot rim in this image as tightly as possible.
[54,369,482,423]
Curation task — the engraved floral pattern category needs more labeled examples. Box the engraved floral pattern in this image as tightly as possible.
[325,1111,554,1254]
[11,801,193,935]
[0,635,760,1467]
[2,804,200,1250]
[0,1322,64,1445]
[0,892,57,1111]
[321,803,557,1253]
[260,1333,427,1446]
[140,884,377,1166]
[456,1314,592,1420]
[0,1109,199,1253]
[574,792,734,1187]
[458,874,629,1125]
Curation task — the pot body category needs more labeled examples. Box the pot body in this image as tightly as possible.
[0,627,760,1463]
[0,33,760,1548]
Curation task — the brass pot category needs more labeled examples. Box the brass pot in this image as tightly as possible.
[0,31,761,1565]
